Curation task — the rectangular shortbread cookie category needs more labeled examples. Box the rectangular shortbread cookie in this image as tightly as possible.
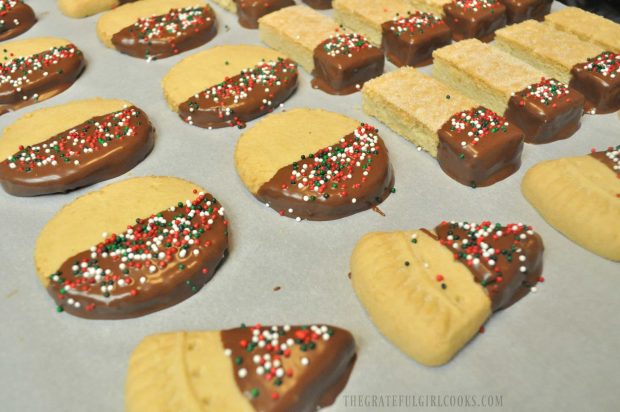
[333,0,414,45]
[409,0,449,16]
[258,5,340,72]
[494,20,603,84]
[362,67,476,157]
[211,0,236,12]
[433,39,545,114]
[545,7,620,53]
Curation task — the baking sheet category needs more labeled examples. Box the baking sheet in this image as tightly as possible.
[0,1,618,411]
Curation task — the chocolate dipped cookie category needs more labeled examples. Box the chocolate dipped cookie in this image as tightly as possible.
[545,7,620,53]
[34,176,229,319]
[0,1,36,41]
[351,221,544,365]
[0,37,85,115]
[522,146,620,261]
[211,0,295,29]
[97,0,217,60]
[163,44,297,129]
[235,108,394,221]
[363,67,524,187]
[0,98,154,196]
[126,324,355,411]
[58,0,141,18]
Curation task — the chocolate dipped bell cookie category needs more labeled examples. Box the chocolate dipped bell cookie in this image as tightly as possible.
[96,0,217,60]
[235,108,394,221]
[0,98,154,196]
[126,324,356,411]
[163,44,297,129]
[35,177,229,319]
[351,221,544,365]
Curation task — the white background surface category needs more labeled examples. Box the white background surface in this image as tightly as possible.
[0,1,618,411]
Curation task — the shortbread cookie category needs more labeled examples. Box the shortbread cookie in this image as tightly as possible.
[495,21,618,114]
[0,98,154,196]
[259,5,384,94]
[96,0,216,60]
[163,45,297,129]
[351,221,544,365]
[363,67,524,187]
[212,0,294,29]
[499,0,551,24]
[522,146,620,261]
[443,0,506,42]
[0,1,36,41]
[235,108,394,221]
[0,37,85,115]
[34,176,229,319]
[58,0,140,18]
[433,39,585,144]
[545,7,620,52]
[409,0,450,16]
[126,324,356,411]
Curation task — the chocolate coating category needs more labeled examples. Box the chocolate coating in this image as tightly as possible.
[47,193,228,319]
[178,58,298,129]
[221,324,356,411]
[256,125,394,221]
[236,0,295,29]
[0,106,154,197]
[443,0,507,42]
[302,0,332,10]
[504,78,585,144]
[111,6,217,60]
[381,12,451,68]
[429,221,544,311]
[437,106,524,187]
[0,1,36,41]
[312,33,384,95]
[569,52,620,115]
[499,0,552,24]
[0,44,85,115]
[590,145,620,174]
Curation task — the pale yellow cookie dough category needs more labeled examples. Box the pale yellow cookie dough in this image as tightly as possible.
[211,0,236,13]
[96,0,207,48]
[58,0,141,18]
[0,98,130,162]
[351,230,491,366]
[35,177,206,286]
[0,37,73,61]
[235,108,360,195]
[162,44,285,111]
[522,155,620,261]
[126,331,253,412]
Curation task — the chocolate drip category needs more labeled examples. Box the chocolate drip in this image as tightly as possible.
[302,0,332,10]
[0,106,154,196]
[499,0,552,24]
[381,12,452,68]
[46,193,228,319]
[0,2,36,41]
[569,52,620,115]
[256,125,394,221]
[437,106,524,188]
[443,0,507,42]
[236,0,295,29]
[220,324,356,412]
[589,145,620,174]
[111,6,217,60]
[178,58,298,129]
[427,221,544,311]
[504,78,585,144]
[312,33,384,95]
[0,44,85,115]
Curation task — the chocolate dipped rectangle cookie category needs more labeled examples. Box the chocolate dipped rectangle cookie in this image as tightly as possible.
[545,7,620,53]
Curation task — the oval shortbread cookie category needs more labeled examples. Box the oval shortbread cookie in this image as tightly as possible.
[351,221,544,365]
[162,44,297,129]
[96,0,217,60]
[522,146,620,261]
[0,1,36,41]
[34,176,229,319]
[0,37,85,115]
[58,0,141,18]
[126,324,355,412]
[0,98,154,196]
[235,108,394,221]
